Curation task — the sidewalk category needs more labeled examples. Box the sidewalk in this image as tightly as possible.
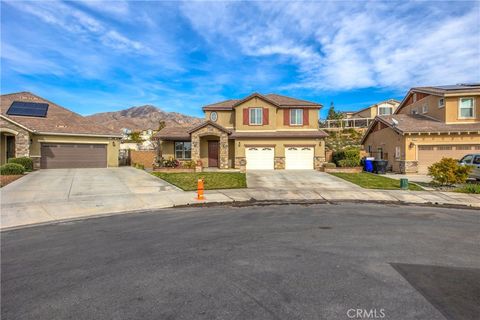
[2,186,479,230]
[219,187,480,206]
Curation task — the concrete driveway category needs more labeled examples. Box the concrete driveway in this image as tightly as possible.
[247,170,361,191]
[0,168,199,229]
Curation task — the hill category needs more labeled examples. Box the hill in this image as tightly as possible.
[86,105,202,133]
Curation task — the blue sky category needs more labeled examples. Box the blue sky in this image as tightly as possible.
[2,1,479,118]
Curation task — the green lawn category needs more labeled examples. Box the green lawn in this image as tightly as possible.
[152,172,247,191]
[329,172,423,191]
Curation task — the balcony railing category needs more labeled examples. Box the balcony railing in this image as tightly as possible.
[319,117,374,130]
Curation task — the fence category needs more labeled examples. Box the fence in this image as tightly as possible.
[319,118,374,130]
[130,150,157,169]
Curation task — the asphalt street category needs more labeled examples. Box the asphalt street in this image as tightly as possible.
[1,203,479,320]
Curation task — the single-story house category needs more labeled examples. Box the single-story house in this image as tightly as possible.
[1,92,122,169]
[154,93,328,170]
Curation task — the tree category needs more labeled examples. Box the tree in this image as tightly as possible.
[129,131,142,143]
[327,102,337,120]
[327,102,344,120]
[157,120,166,131]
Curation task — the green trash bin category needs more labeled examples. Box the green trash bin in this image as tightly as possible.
[400,178,409,190]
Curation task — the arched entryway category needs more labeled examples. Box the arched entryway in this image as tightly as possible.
[190,122,230,169]
[1,128,18,165]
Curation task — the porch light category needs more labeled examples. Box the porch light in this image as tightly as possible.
[238,142,241,147]
[409,142,415,148]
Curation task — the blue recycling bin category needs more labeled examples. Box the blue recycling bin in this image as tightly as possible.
[364,157,374,173]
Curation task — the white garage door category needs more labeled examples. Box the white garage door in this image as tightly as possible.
[417,144,480,174]
[246,147,274,170]
[285,147,314,170]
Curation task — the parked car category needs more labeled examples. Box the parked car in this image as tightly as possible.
[459,154,480,180]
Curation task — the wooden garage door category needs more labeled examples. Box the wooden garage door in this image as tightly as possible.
[41,143,107,169]
[417,144,480,174]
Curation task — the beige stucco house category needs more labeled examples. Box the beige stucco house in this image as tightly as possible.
[1,92,121,169]
[351,99,401,118]
[155,93,327,170]
[361,84,480,173]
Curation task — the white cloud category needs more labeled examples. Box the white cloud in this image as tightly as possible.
[181,1,480,91]
[4,0,148,54]
[75,0,130,17]
[1,43,66,75]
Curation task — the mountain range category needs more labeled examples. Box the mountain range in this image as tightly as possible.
[86,105,203,133]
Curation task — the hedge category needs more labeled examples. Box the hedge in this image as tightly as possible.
[8,157,33,171]
[332,147,361,167]
[0,163,25,175]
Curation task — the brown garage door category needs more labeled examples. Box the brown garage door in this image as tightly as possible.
[417,144,480,174]
[41,143,107,169]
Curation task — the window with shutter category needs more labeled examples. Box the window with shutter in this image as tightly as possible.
[243,108,249,125]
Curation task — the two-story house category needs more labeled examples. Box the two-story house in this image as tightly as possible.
[351,99,401,118]
[155,93,328,170]
[361,84,480,173]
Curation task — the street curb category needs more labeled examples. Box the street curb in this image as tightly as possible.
[174,198,480,211]
[2,199,478,232]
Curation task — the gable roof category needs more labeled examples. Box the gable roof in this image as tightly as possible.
[395,84,480,114]
[1,92,121,137]
[187,120,231,134]
[361,114,480,144]
[153,126,193,140]
[202,93,322,111]
[352,99,400,116]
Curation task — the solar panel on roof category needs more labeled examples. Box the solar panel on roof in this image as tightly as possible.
[6,101,49,117]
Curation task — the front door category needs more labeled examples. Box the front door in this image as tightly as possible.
[208,141,219,167]
[6,136,15,160]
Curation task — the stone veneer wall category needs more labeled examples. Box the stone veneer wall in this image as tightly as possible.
[399,160,418,173]
[314,156,326,170]
[191,125,229,169]
[274,157,285,169]
[0,118,31,163]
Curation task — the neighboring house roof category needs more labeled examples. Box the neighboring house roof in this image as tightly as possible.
[352,99,400,117]
[187,120,231,134]
[154,126,193,140]
[1,92,121,137]
[202,93,322,111]
[395,84,480,114]
[361,114,480,144]
[410,83,480,95]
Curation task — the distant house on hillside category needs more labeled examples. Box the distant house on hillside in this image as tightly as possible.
[121,128,157,150]
[351,99,401,118]
[320,99,400,130]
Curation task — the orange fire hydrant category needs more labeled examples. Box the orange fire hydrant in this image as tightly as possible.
[197,178,205,200]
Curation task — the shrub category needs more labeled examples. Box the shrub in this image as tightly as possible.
[428,158,471,185]
[455,184,480,194]
[323,162,336,168]
[8,157,33,171]
[332,147,360,167]
[0,163,25,175]
[164,158,179,168]
[337,159,360,167]
[182,160,196,169]
[136,163,145,170]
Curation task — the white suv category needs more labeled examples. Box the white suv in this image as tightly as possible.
[459,154,480,180]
